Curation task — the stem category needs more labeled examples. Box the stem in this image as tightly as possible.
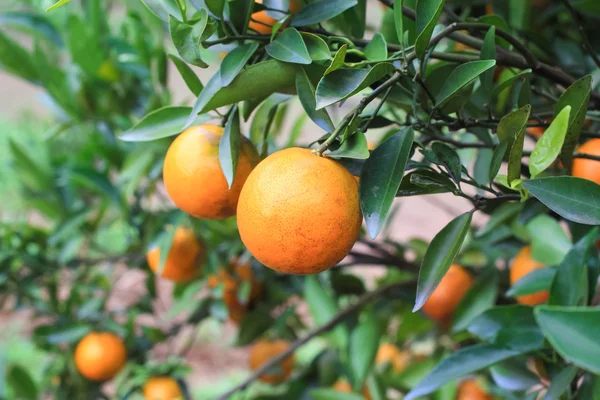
[559,0,600,69]
[313,71,403,156]
[214,281,415,400]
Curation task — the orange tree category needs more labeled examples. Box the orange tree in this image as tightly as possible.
[1,0,600,399]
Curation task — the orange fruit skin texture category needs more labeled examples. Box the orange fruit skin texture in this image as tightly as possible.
[527,126,545,138]
[248,339,294,384]
[572,139,600,185]
[510,246,548,305]
[74,332,127,381]
[207,261,262,323]
[163,124,259,220]
[332,379,372,400]
[147,227,206,282]
[422,264,474,321]
[375,343,410,373]
[237,147,362,275]
[143,376,183,400]
[457,380,492,400]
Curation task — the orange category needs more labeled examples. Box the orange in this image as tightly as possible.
[375,343,410,373]
[572,139,600,184]
[457,379,492,400]
[422,264,474,321]
[248,0,301,34]
[74,332,127,381]
[249,339,294,384]
[207,260,262,322]
[143,376,183,400]
[163,124,259,220]
[510,246,548,305]
[147,227,205,282]
[332,379,372,400]
[237,147,362,275]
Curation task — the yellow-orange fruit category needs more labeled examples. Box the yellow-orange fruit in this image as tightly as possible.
[237,147,362,275]
[163,124,259,220]
[207,261,262,322]
[422,264,474,321]
[248,0,301,34]
[510,246,548,305]
[249,339,294,384]
[375,343,410,373]
[143,376,183,400]
[74,332,127,381]
[147,227,205,282]
[332,379,372,400]
[457,379,492,400]
[572,139,600,184]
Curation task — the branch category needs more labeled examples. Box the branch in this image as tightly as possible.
[215,281,414,400]
[559,0,600,69]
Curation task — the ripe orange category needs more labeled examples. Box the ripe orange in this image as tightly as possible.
[249,0,301,34]
[163,124,259,220]
[572,139,600,184]
[332,379,372,400]
[207,260,262,322]
[249,339,294,384]
[422,264,474,321]
[143,376,183,400]
[74,332,127,381]
[457,379,492,400]
[375,343,410,373]
[237,147,362,275]
[147,227,205,282]
[510,246,548,305]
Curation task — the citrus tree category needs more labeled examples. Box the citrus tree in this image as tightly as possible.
[2,0,600,399]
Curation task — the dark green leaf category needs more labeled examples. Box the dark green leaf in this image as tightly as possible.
[555,75,592,169]
[296,67,335,132]
[413,211,472,312]
[316,63,395,109]
[468,305,543,347]
[169,54,204,96]
[415,0,445,60]
[305,276,347,348]
[236,310,275,346]
[291,0,358,27]
[205,0,226,18]
[169,12,209,68]
[480,26,496,98]
[522,177,600,225]
[6,365,38,400]
[364,33,388,61]
[120,106,210,142]
[396,169,455,196]
[310,389,364,400]
[435,60,496,109]
[324,44,347,75]
[349,312,380,388]
[546,366,577,400]
[489,358,540,391]
[529,106,570,178]
[394,0,404,45]
[0,30,39,82]
[70,168,123,209]
[535,306,600,374]
[452,270,498,332]
[46,325,91,344]
[360,127,415,239]
[526,214,571,265]
[431,142,462,184]
[219,107,241,188]
[489,142,507,183]
[302,32,331,61]
[506,267,556,297]
[490,69,532,99]
[497,105,530,185]
[328,132,370,159]
[220,42,259,86]
[266,28,312,64]
[549,227,598,306]
[0,11,63,47]
[477,202,522,237]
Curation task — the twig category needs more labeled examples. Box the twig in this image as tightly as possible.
[215,281,414,400]
[559,0,600,69]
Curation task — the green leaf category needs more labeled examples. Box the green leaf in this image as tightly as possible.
[329,132,370,160]
[555,75,592,169]
[546,366,578,400]
[535,306,600,374]
[480,26,496,98]
[529,106,571,178]
[0,11,63,47]
[120,106,209,142]
[302,32,331,61]
[219,107,241,189]
[522,177,600,225]
[169,12,209,68]
[394,0,404,45]
[415,0,445,60]
[405,344,528,400]
[452,270,498,332]
[316,63,395,109]
[236,310,275,346]
[477,202,522,237]
[489,358,540,391]
[169,54,204,96]
[157,226,178,276]
[489,141,508,183]
[349,312,380,389]
[266,28,312,64]
[526,214,571,265]
[139,0,182,21]
[435,60,496,109]
[364,32,388,61]
[506,267,556,297]
[305,276,347,349]
[291,0,358,27]
[46,324,92,344]
[497,105,530,185]
[360,127,414,239]
[490,69,532,99]
[220,42,259,87]
[296,68,335,132]
[46,0,71,11]
[186,60,296,125]
[324,44,347,75]
[205,0,226,18]
[70,168,123,210]
[0,30,39,83]
[6,365,38,400]
[549,227,598,306]
[431,142,462,184]
[413,211,472,312]
[310,389,364,400]
[396,170,455,196]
